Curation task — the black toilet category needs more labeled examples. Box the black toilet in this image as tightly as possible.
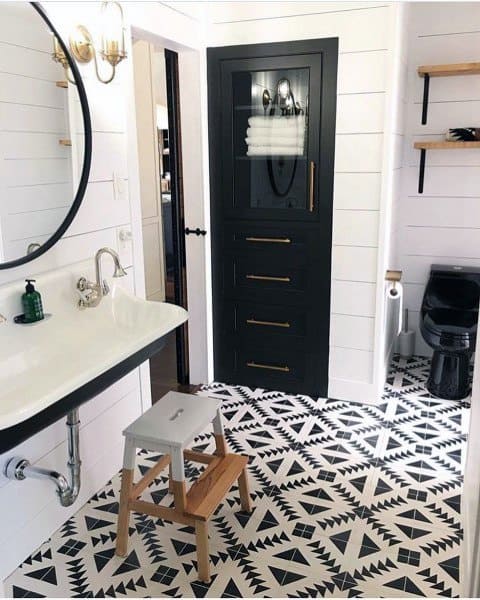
[420,264,480,400]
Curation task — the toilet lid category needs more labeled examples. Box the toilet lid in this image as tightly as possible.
[423,308,477,338]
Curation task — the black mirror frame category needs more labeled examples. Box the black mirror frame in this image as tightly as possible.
[0,2,92,270]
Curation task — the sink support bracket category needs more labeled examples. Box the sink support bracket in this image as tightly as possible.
[4,409,81,507]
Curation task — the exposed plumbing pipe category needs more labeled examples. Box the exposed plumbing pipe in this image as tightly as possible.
[4,409,81,507]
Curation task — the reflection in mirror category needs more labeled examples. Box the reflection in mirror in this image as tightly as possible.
[0,2,85,265]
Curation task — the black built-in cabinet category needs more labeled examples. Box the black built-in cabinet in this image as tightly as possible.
[208,38,338,396]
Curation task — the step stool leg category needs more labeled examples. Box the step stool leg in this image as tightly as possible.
[238,467,253,512]
[195,520,211,583]
[168,460,174,493]
[116,437,136,557]
[213,409,227,456]
[170,446,187,512]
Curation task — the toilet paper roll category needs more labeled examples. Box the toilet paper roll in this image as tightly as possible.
[387,281,403,335]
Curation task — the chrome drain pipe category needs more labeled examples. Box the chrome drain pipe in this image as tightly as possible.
[4,409,81,507]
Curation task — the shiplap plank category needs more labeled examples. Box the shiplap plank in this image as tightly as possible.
[0,73,65,108]
[4,206,70,242]
[3,132,70,160]
[334,172,382,209]
[209,6,390,53]
[329,347,374,383]
[331,280,376,317]
[332,246,378,282]
[7,183,72,215]
[4,158,71,187]
[0,103,67,134]
[330,314,375,351]
[335,134,383,172]
[408,100,480,136]
[405,165,480,197]
[333,210,379,247]
[402,196,480,228]
[337,51,388,94]
[0,41,62,81]
[336,93,385,133]
[403,226,480,259]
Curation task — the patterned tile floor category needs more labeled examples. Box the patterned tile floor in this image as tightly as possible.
[6,355,469,597]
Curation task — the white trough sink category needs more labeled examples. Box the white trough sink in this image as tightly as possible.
[0,260,187,445]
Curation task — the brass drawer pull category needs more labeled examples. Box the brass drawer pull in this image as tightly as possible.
[245,236,291,244]
[246,274,291,282]
[309,160,315,212]
[247,361,290,373]
[247,318,291,328]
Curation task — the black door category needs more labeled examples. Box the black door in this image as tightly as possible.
[208,39,338,397]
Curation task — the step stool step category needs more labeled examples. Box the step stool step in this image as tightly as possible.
[123,391,221,448]
[185,454,248,521]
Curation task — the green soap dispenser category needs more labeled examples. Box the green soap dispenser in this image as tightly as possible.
[22,279,44,323]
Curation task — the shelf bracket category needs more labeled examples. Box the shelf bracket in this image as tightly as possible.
[418,148,426,194]
[421,73,430,125]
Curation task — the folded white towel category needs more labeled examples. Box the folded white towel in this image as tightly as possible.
[247,115,306,130]
[246,134,303,147]
[247,145,304,156]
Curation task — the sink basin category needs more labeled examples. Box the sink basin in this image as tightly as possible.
[0,260,188,452]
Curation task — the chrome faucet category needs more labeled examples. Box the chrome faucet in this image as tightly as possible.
[77,247,127,309]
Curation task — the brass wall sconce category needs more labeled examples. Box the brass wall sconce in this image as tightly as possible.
[52,1,127,85]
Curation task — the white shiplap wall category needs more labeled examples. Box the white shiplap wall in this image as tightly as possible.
[206,2,405,403]
[0,0,206,582]
[398,2,480,356]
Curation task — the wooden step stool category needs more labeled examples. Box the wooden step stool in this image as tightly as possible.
[115,391,252,582]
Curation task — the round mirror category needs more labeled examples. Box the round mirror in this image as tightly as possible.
[0,2,91,269]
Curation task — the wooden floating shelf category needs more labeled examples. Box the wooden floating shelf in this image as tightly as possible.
[414,141,480,150]
[418,61,480,125]
[418,62,480,78]
[58,139,72,147]
[414,140,480,194]
[56,80,68,88]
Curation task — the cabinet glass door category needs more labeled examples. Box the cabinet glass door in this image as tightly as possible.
[221,55,322,220]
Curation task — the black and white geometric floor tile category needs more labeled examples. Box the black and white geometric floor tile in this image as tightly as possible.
[6,356,469,598]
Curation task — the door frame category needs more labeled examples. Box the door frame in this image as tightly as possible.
[164,48,189,384]
[125,15,213,412]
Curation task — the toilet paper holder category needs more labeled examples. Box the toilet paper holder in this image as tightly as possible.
[385,270,402,295]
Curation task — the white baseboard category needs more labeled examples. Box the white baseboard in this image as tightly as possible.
[328,377,381,406]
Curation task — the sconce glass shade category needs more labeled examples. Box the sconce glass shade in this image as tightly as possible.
[100,1,126,67]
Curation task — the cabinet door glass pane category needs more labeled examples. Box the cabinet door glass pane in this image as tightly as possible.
[232,68,310,210]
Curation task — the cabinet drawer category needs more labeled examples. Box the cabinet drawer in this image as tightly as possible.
[224,255,308,302]
[231,301,306,337]
[214,338,327,396]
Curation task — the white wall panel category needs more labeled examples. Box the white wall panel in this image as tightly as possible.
[333,210,379,247]
[332,246,378,282]
[330,314,375,351]
[331,281,376,317]
[337,51,388,94]
[334,133,383,172]
[336,93,385,133]
[333,173,382,210]
[329,347,374,383]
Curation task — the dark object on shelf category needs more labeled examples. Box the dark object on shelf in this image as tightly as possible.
[418,62,480,125]
[185,227,207,236]
[446,127,480,142]
[420,264,480,400]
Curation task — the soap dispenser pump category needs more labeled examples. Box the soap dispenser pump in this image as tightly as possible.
[22,279,44,323]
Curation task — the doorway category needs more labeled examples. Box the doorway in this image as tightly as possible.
[132,40,194,402]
